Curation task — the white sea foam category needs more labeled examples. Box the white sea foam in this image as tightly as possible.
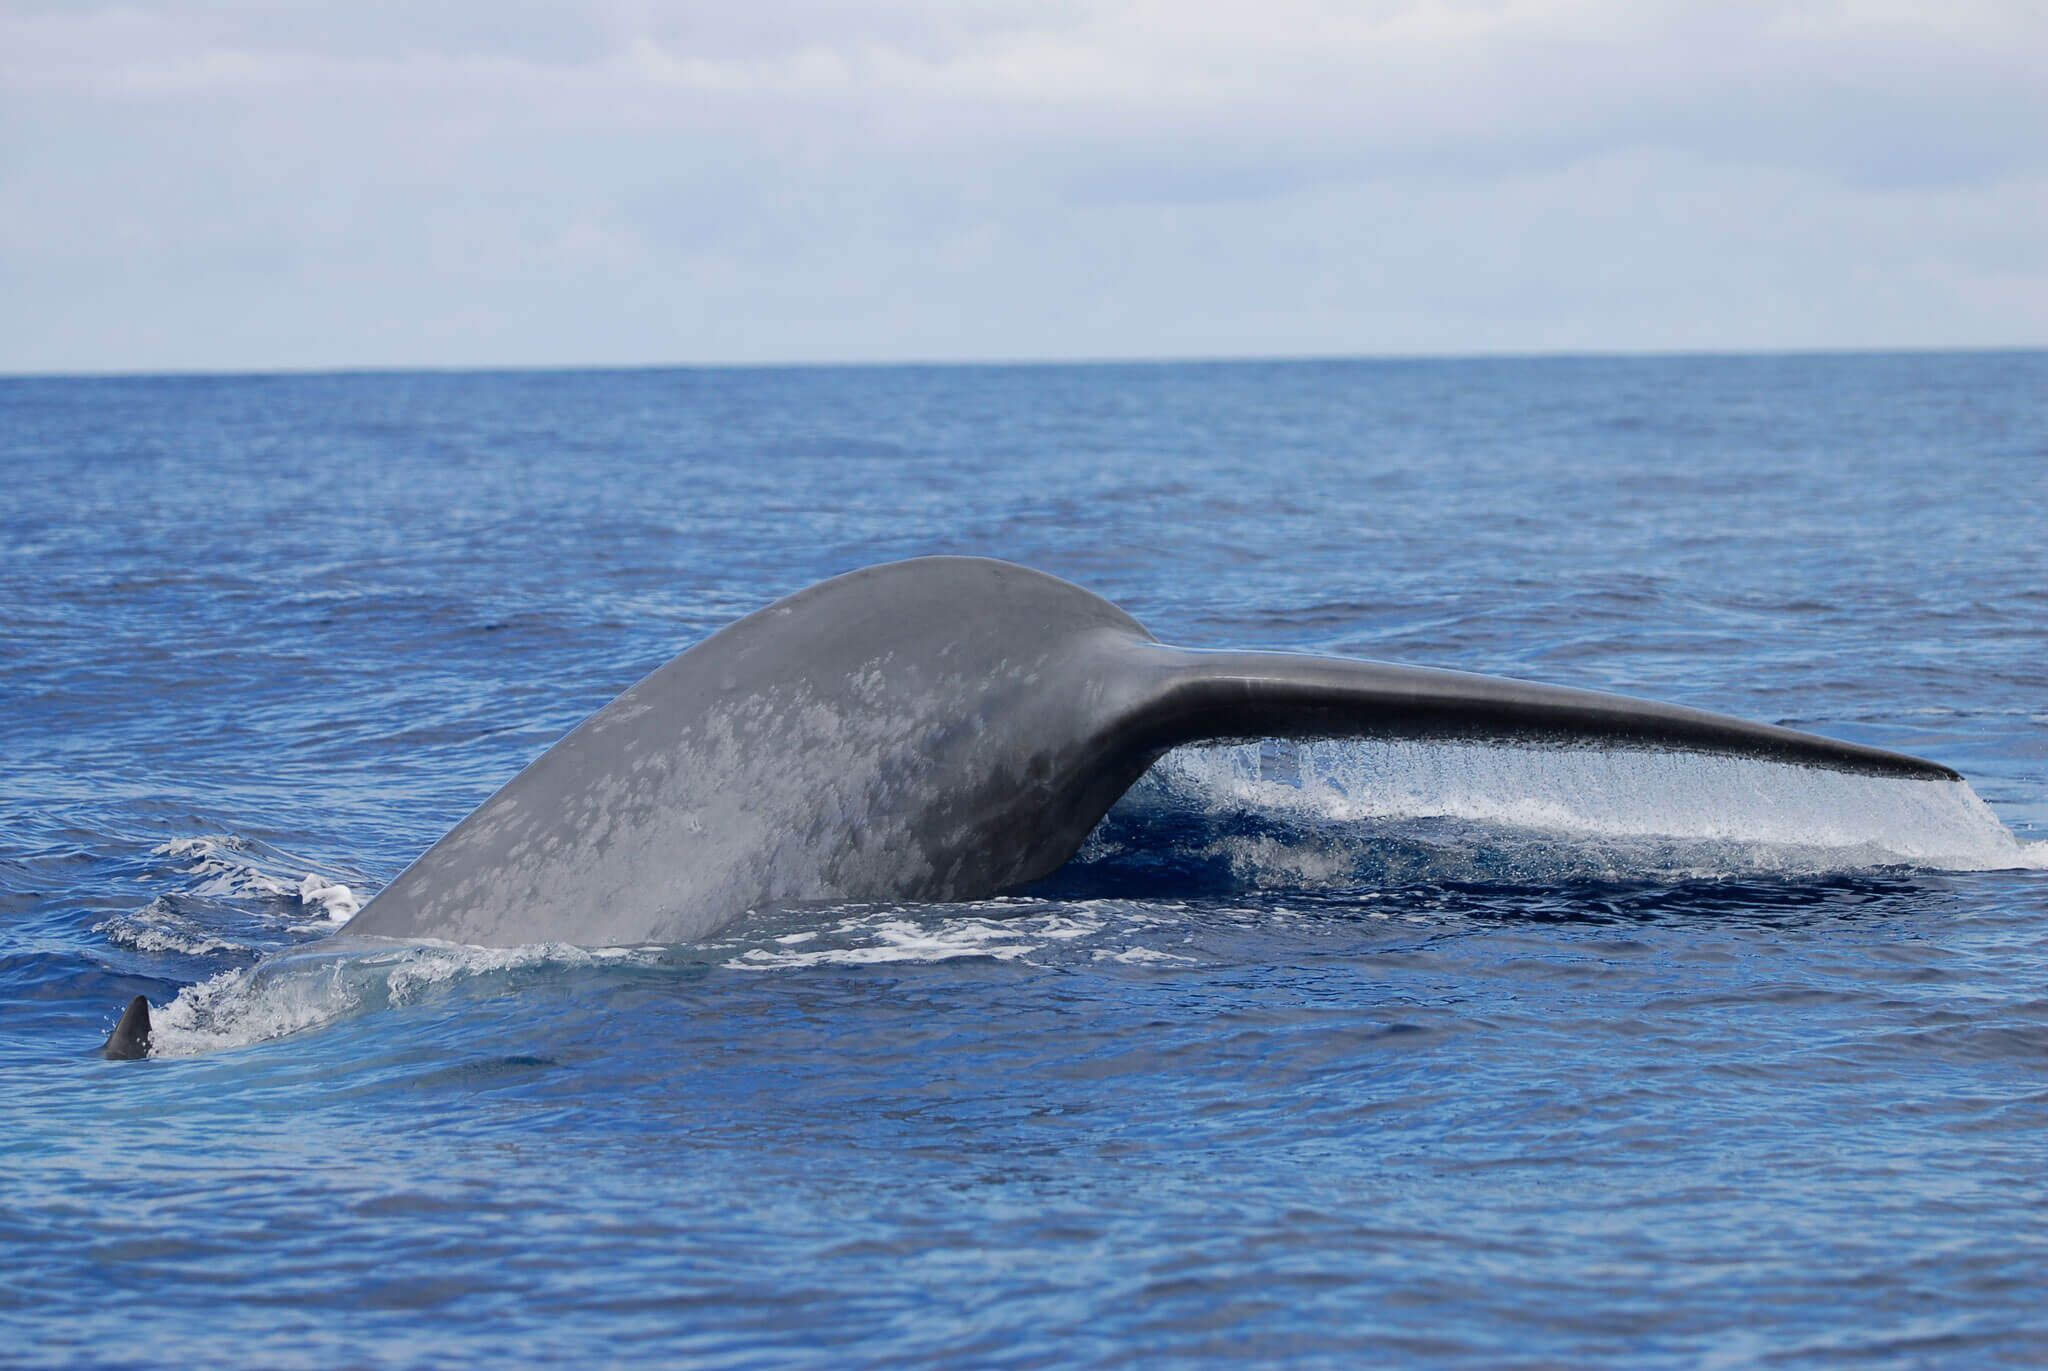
[294,873,361,923]
[723,911,1071,970]
[704,902,1201,972]
[1093,945,1198,965]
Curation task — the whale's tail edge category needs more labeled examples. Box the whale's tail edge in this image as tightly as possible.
[1119,642,1960,784]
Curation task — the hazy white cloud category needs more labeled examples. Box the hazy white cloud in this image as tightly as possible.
[3,0,2043,370]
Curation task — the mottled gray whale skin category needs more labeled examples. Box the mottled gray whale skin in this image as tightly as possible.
[345,557,1957,948]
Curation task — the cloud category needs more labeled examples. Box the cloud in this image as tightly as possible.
[2,0,2044,369]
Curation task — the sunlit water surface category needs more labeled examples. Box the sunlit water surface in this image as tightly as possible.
[4,356,2046,1367]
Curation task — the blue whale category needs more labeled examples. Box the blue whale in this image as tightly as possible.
[338,557,1955,949]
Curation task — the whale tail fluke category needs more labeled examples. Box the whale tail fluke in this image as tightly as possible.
[102,995,152,1060]
[1122,644,1961,783]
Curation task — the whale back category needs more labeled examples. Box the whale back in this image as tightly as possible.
[348,558,1163,946]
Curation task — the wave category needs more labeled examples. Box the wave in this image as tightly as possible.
[145,938,655,1057]
[94,835,363,958]
[137,901,1221,1055]
[148,836,363,921]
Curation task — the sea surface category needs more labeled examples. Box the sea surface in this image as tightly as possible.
[3,354,2045,1367]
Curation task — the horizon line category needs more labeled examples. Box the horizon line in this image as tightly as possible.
[4,342,2044,384]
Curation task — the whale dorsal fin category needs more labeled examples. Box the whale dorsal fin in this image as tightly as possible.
[102,995,152,1060]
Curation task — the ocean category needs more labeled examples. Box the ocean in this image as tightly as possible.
[4,353,2045,1366]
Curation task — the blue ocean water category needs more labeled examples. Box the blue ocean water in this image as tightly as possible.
[3,354,2045,1367]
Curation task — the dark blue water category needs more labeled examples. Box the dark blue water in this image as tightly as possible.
[4,355,2045,1367]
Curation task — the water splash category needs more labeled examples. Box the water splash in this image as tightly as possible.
[145,938,653,1057]
[139,902,1215,1053]
[1092,740,2046,886]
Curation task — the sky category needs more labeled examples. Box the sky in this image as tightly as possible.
[3,0,2044,372]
